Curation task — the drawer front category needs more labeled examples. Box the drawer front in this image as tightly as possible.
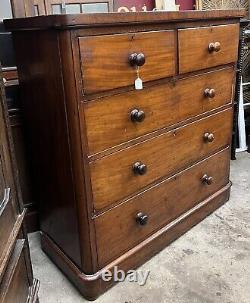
[178,24,239,74]
[79,31,176,94]
[90,108,232,210]
[84,67,234,154]
[95,148,230,267]
[0,192,17,263]
[0,240,30,303]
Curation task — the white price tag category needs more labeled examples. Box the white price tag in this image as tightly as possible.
[135,77,143,90]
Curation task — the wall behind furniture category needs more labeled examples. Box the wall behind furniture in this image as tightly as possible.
[0,0,13,20]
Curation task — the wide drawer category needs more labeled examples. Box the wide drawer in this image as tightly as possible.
[84,67,234,154]
[90,108,232,210]
[79,30,176,94]
[0,240,30,303]
[178,24,239,74]
[95,148,230,267]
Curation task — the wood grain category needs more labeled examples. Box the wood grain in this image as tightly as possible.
[0,240,29,303]
[95,148,230,266]
[4,11,241,300]
[0,66,38,300]
[84,67,234,154]
[4,10,245,31]
[90,108,233,210]
[59,30,99,273]
[12,30,82,268]
[178,23,239,73]
[79,30,176,93]
[0,211,25,283]
[0,200,17,269]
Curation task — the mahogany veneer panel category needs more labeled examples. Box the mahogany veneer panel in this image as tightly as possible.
[95,147,230,266]
[179,23,239,73]
[84,67,234,154]
[4,10,245,30]
[90,108,232,210]
[79,30,176,93]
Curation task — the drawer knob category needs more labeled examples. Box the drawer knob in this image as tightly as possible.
[133,161,147,175]
[208,42,221,53]
[204,88,216,98]
[130,109,145,122]
[201,174,214,185]
[203,132,215,143]
[129,53,146,67]
[136,212,148,225]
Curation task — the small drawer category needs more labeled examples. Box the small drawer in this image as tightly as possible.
[79,30,176,94]
[95,147,230,267]
[83,67,234,154]
[178,24,239,73]
[90,108,232,210]
[0,240,30,303]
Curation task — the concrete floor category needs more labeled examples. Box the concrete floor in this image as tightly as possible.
[28,152,250,303]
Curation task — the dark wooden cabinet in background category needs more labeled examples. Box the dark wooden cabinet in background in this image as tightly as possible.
[10,0,35,18]
[5,10,243,300]
[8,112,39,232]
[0,66,39,303]
[0,23,39,232]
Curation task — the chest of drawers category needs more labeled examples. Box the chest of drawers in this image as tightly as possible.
[5,10,243,300]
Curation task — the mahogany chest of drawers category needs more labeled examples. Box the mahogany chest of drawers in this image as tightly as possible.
[5,10,243,300]
[0,67,39,302]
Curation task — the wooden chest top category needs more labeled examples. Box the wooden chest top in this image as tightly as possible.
[4,10,245,30]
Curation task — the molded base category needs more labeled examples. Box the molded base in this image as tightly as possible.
[41,183,231,301]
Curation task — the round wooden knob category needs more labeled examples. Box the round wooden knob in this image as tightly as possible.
[129,53,146,67]
[136,212,148,225]
[201,174,214,185]
[208,42,221,52]
[133,162,147,175]
[204,88,216,98]
[130,109,145,122]
[203,132,215,143]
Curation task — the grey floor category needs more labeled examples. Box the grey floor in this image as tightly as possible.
[28,152,250,303]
